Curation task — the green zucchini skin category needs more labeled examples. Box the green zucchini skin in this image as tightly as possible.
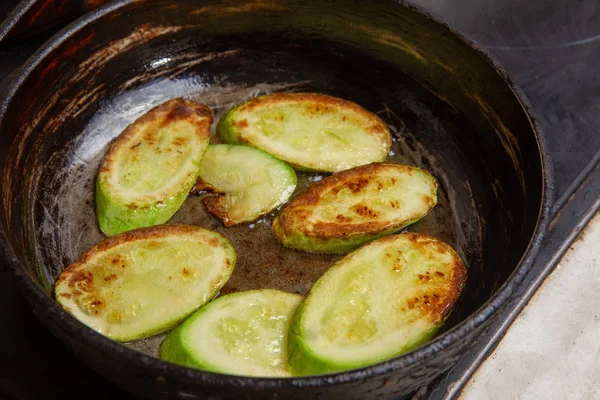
[273,163,438,254]
[96,179,191,237]
[287,232,467,375]
[217,92,391,173]
[160,289,303,377]
[96,98,212,236]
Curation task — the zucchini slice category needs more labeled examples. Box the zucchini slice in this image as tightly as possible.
[217,93,391,172]
[287,233,467,375]
[273,163,438,254]
[160,289,303,377]
[96,98,212,236]
[54,225,236,342]
[196,144,297,226]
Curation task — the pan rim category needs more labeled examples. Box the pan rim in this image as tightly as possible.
[0,0,554,389]
[0,0,42,42]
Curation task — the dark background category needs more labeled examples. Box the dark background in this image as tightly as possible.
[1,0,598,399]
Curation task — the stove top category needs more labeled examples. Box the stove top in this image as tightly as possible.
[1,1,598,399]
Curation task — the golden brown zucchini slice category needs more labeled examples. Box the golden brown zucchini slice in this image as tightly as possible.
[96,98,212,236]
[217,93,391,172]
[54,225,236,342]
[287,233,467,375]
[273,163,438,253]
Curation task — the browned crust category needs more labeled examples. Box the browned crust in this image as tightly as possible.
[189,177,220,195]
[440,255,468,319]
[375,232,467,322]
[202,195,235,226]
[277,163,437,239]
[235,92,391,146]
[55,225,224,291]
[98,98,213,178]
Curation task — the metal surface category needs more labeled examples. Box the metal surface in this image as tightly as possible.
[0,0,111,42]
[0,0,596,399]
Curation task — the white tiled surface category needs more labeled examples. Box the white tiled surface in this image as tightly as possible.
[460,214,600,400]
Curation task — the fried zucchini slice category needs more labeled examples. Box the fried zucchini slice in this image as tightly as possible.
[196,144,297,226]
[96,98,212,236]
[54,225,236,342]
[217,93,391,172]
[287,233,467,375]
[160,289,302,377]
[272,163,437,254]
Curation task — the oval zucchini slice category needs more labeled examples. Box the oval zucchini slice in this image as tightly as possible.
[96,98,212,236]
[287,233,467,375]
[54,225,236,342]
[160,289,303,377]
[273,163,438,254]
[217,93,391,172]
[196,144,297,226]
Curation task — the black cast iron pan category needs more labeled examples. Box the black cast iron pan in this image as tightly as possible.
[0,0,553,398]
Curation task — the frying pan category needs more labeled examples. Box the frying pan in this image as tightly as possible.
[0,0,553,398]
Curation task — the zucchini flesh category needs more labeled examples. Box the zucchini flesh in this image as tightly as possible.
[54,225,235,342]
[197,144,297,226]
[273,163,438,253]
[96,98,212,236]
[160,289,302,377]
[217,93,391,172]
[287,233,467,375]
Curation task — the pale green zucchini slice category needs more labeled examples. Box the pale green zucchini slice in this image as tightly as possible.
[217,93,391,172]
[273,163,438,254]
[196,144,297,226]
[96,98,212,236]
[160,289,303,377]
[287,233,467,375]
[54,225,236,342]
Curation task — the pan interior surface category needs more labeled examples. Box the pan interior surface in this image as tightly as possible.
[0,0,546,394]
[30,37,504,355]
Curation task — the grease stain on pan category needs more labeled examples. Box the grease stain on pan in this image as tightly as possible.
[465,92,525,193]
[37,32,96,82]
[120,50,244,93]
[347,23,427,64]
[76,24,182,79]
[191,0,286,15]
[433,58,456,74]
[10,24,184,193]
[26,0,66,28]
